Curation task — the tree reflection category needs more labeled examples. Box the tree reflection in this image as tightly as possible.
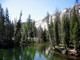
[0,44,80,60]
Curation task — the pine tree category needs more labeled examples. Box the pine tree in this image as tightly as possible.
[27,14,32,38]
[14,11,22,45]
[54,11,61,46]
[32,21,37,38]
[45,12,53,46]
[70,7,79,49]
[4,8,14,44]
[61,15,70,48]
[24,15,36,43]
[0,4,5,44]
[75,12,80,51]
[21,23,28,43]
[41,29,48,42]
[49,16,55,46]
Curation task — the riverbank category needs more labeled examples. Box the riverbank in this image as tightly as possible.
[49,45,80,57]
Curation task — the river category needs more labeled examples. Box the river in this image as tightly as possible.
[0,44,80,60]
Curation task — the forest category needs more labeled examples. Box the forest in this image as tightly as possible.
[0,3,80,56]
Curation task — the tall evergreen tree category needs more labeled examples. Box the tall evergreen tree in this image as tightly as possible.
[4,8,14,44]
[49,16,55,46]
[21,23,28,43]
[54,11,61,46]
[27,14,32,38]
[70,7,79,49]
[32,21,37,38]
[41,29,48,42]
[14,11,22,45]
[0,4,5,44]
[45,12,53,46]
[27,15,36,38]
[61,15,70,48]
[75,10,80,50]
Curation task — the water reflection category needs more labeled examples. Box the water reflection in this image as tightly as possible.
[0,44,80,60]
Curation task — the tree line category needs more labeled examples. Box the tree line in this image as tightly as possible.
[47,8,80,52]
[0,4,38,47]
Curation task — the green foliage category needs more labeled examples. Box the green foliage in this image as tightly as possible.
[69,8,80,50]
[41,29,48,42]
[54,11,61,45]
[21,15,37,44]
[27,15,34,38]
[21,22,29,43]
[61,15,70,48]
[14,11,22,45]
[70,8,78,49]
[48,16,55,46]
[4,8,14,43]
[14,20,21,45]
[0,4,5,43]
[70,9,77,42]
[49,16,54,40]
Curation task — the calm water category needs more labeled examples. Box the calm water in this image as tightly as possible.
[0,44,80,60]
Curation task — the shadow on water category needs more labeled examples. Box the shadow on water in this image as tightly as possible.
[0,44,80,60]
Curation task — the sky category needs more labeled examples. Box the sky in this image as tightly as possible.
[0,0,79,22]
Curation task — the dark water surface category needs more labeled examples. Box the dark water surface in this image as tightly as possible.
[0,44,80,60]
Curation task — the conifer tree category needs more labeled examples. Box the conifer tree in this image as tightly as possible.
[0,4,5,44]
[61,15,70,48]
[4,8,14,43]
[70,8,79,49]
[54,11,60,46]
[49,16,55,46]
[14,11,22,45]
[41,29,48,42]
